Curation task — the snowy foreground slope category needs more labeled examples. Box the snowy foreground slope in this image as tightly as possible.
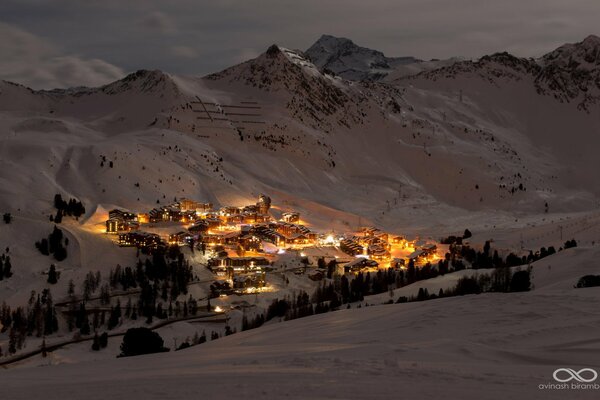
[3,246,600,400]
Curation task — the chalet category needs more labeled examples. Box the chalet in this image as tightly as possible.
[208,256,271,278]
[168,231,193,246]
[148,205,193,223]
[220,206,241,216]
[200,231,241,246]
[203,216,223,229]
[343,258,379,273]
[391,236,405,245]
[391,258,406,269]
[281,212,300,223]
[209,256,269,270]
[285,233,311,245]
[178,198,212,213]
[274,222,317,245]
[106,218,118,234]
[340,238,363,256]
[275,222,309,237]
[407,249,424,261]
[232,273,266,293]
[253,225,286,246]
[408,244,438,263]
[242,205,259,214]
[225,212,269,225]
[137,213,150,224]
[210,280,233,295]
[106,218,139,234]
[188,219,209,233]
[368,246,390,261]
[108,209,137,222]
[118,231,162,249]
[361,227,388,242]
[239,234,262,251]
[257,194,271,214]
[148,208,165,223]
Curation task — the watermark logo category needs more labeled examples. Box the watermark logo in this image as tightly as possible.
[553,368,598,383]
[539,367,600,391]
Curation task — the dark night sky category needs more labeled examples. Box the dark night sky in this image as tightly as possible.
[1,0,598,89]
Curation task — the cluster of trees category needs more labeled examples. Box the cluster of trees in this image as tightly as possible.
[0,251,13,280]
[242,290,321,330]
[81,271,102,301]
[59,246,200,334]
[241,313,266,331]
[119,328,169,357]
[110,247,192,293]
[0,289,59,355]
[265,291,316,322]
[317,258,338,279]
[91,332,108,351]
[106,248,197,325]
[176,331,207,351]
[35,226,68,261]
[47,265,58,284]
[399,267,532,304]
[337,265,445,304]
[73,303,92,335]
[440,228,471,245]
[3,213,11,224]
[458,238,577,271]
[52,194,85,221]
[576,275,600,288]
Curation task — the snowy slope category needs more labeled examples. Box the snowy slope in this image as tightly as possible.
[3,246,600,400]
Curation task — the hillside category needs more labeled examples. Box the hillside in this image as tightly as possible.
[3,245,600,400]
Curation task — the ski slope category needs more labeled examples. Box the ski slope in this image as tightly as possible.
[3,245,600,400]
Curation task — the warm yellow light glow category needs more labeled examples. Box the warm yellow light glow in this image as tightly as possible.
[214,306,223,312]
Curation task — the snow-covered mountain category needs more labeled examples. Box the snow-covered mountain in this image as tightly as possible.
[2,36,600,230]
[2,35,600,392]
[305,34,421,81]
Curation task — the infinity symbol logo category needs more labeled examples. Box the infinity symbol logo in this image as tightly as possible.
[553,368,598,383]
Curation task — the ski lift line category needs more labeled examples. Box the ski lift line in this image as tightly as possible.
[193,109,263,118]
[202,102,260,108]
[194,125,236,130]
[219,105,262,109]
[196,117,229,121]
[195,96,213,122]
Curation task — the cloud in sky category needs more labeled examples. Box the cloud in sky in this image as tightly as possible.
[0,0,599,88]
[0,22,124,89]
[171,45,198,59]
[138,11,177,34]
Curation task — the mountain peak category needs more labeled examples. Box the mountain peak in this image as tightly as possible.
[100,69,177,95]
[305,34,420,81]
[582,34,600,46]
[543,35,600,67]
[266,44,283,58]
[313,34,358,48]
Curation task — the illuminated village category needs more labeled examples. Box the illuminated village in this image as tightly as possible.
[104,195,444,295]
